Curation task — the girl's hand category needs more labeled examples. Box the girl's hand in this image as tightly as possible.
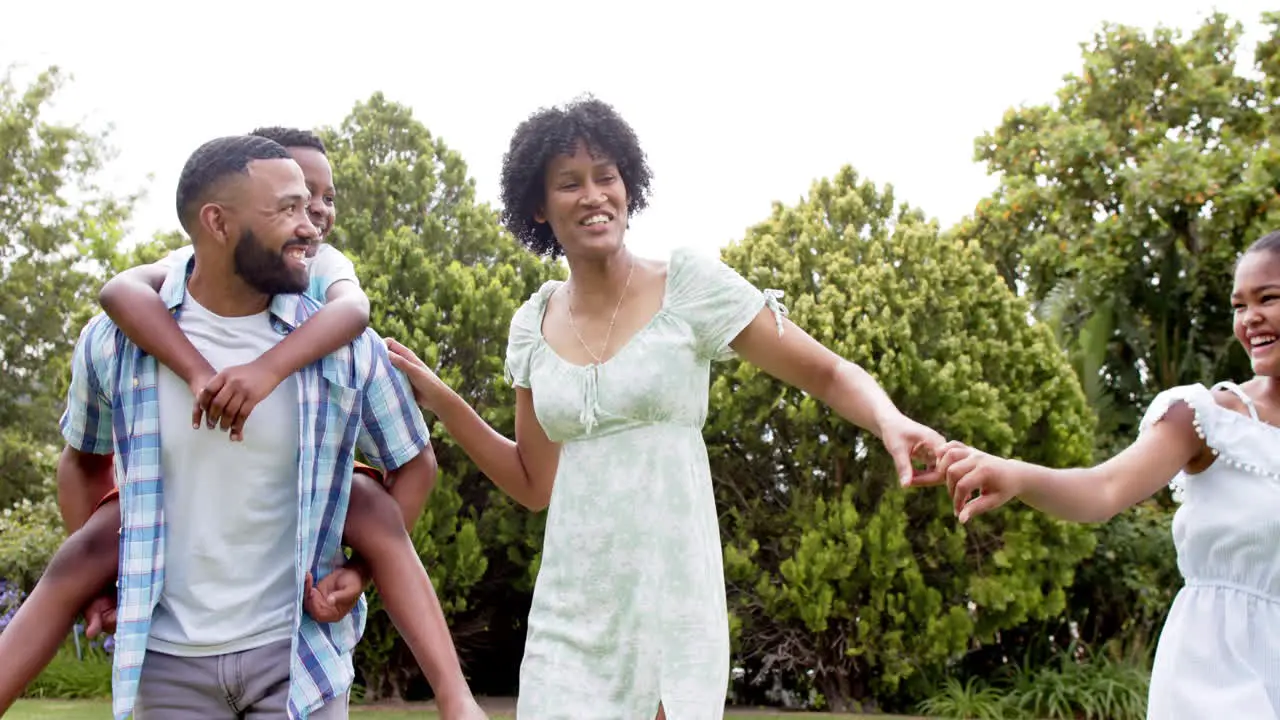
[935,440,1024,523]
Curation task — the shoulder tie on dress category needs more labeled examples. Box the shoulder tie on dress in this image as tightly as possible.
[763,289,789,337]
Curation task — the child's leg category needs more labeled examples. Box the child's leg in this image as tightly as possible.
[0,499,121,713]
[344,473,484,719]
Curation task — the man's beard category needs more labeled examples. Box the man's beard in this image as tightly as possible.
[233,228,308,295]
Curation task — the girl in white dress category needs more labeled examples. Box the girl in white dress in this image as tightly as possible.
[385,97,948,719]
[936,229,1280,719]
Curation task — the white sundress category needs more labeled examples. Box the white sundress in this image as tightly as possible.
[1141,382,1280,719]
[503,248,786,720]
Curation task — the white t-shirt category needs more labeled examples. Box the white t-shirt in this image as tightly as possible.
[157,243,359,302]
[146,292,301,657]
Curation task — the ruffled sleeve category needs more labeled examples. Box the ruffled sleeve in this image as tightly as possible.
[1139,383,1220,503]
[665,247,788,362]
[504,282,556,388]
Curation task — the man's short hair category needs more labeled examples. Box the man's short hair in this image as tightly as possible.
[175,135,291,233]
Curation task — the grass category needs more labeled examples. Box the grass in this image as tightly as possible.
[6,699,915,719]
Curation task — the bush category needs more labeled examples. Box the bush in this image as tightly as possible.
[917,677,1007,720]
[712,166,1097,711]
[0,429,58,512]
[0,486,63,593]
[1006,654,1148,720]
[945,505,1176,693]
[1,482,117,703]
[22,642,113,701]
[1067,504,1178,648]
[918,647,1150,720]
[0,579,22,631]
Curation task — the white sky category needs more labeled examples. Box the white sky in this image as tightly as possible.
[3,0,1274,260]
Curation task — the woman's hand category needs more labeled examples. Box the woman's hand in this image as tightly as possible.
[385,339,445,412]
[875,413,947,488]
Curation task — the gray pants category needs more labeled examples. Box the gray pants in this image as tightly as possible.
[135,639,348,719]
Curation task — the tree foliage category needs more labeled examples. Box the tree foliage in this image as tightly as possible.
[320,94,563,699]
[947,12,1280,672]
[709,167,1097,711]
[14,16,1263,701]
[954,12,1280,451]
[0,66,134,508]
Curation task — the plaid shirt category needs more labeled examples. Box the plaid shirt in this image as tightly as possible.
[59,260,431,719]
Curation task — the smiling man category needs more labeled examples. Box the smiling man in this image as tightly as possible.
[57,134,435,719]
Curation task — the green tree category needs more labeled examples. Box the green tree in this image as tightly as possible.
[109,229,189,272]
[0,66,134,509]
[320,94,562,698]
[710,167,1097,711]
[949,12,1280,666]
[954,12,1280,452]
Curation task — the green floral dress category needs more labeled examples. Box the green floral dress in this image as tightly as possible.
[505,248,785,720]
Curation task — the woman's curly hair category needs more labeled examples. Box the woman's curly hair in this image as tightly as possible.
[500,96,653,257]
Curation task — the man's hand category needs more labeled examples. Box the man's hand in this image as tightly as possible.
[82,591,117,639]
[197,360,285,441]
[303,568,366,623]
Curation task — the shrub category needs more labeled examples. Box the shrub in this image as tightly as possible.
[0,579,22,632]
[918,647,1149,720]
[22,642,113,701]
[1004,649,1148,720]
[714,166,1096,711]
[917,677,1008,720]
[0,487,63,593]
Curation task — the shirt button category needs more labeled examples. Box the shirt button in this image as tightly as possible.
[132,377,140,387]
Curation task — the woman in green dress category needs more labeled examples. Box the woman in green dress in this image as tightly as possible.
[386,97,946,720]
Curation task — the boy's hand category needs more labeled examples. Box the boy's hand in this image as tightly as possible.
[935,440,1022,523]
[198,361,285,441]
[303,569,365,623]
[82,591,117,639]
[187,365,217,430]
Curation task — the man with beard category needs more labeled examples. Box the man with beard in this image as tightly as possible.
[55,134,434,719]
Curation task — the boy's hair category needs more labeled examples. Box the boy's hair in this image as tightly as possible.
[249,126,326,155]
[499,96,653,258]
[175,135,290,233]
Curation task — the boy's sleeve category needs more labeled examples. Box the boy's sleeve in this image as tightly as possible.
[155,244,195,270]
[354,334,431,472]
[308,244,361,301]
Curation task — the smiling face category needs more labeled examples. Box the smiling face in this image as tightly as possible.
[1232,248,1280,376]
[535,140,629,260]
[288,146,336,242]
[226,158,317,294]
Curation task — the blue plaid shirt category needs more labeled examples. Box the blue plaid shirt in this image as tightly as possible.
[59,260,431,719]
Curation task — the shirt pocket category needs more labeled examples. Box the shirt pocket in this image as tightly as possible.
[317,366,362,441]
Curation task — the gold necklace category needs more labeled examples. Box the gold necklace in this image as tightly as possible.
[566,258,636,366]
